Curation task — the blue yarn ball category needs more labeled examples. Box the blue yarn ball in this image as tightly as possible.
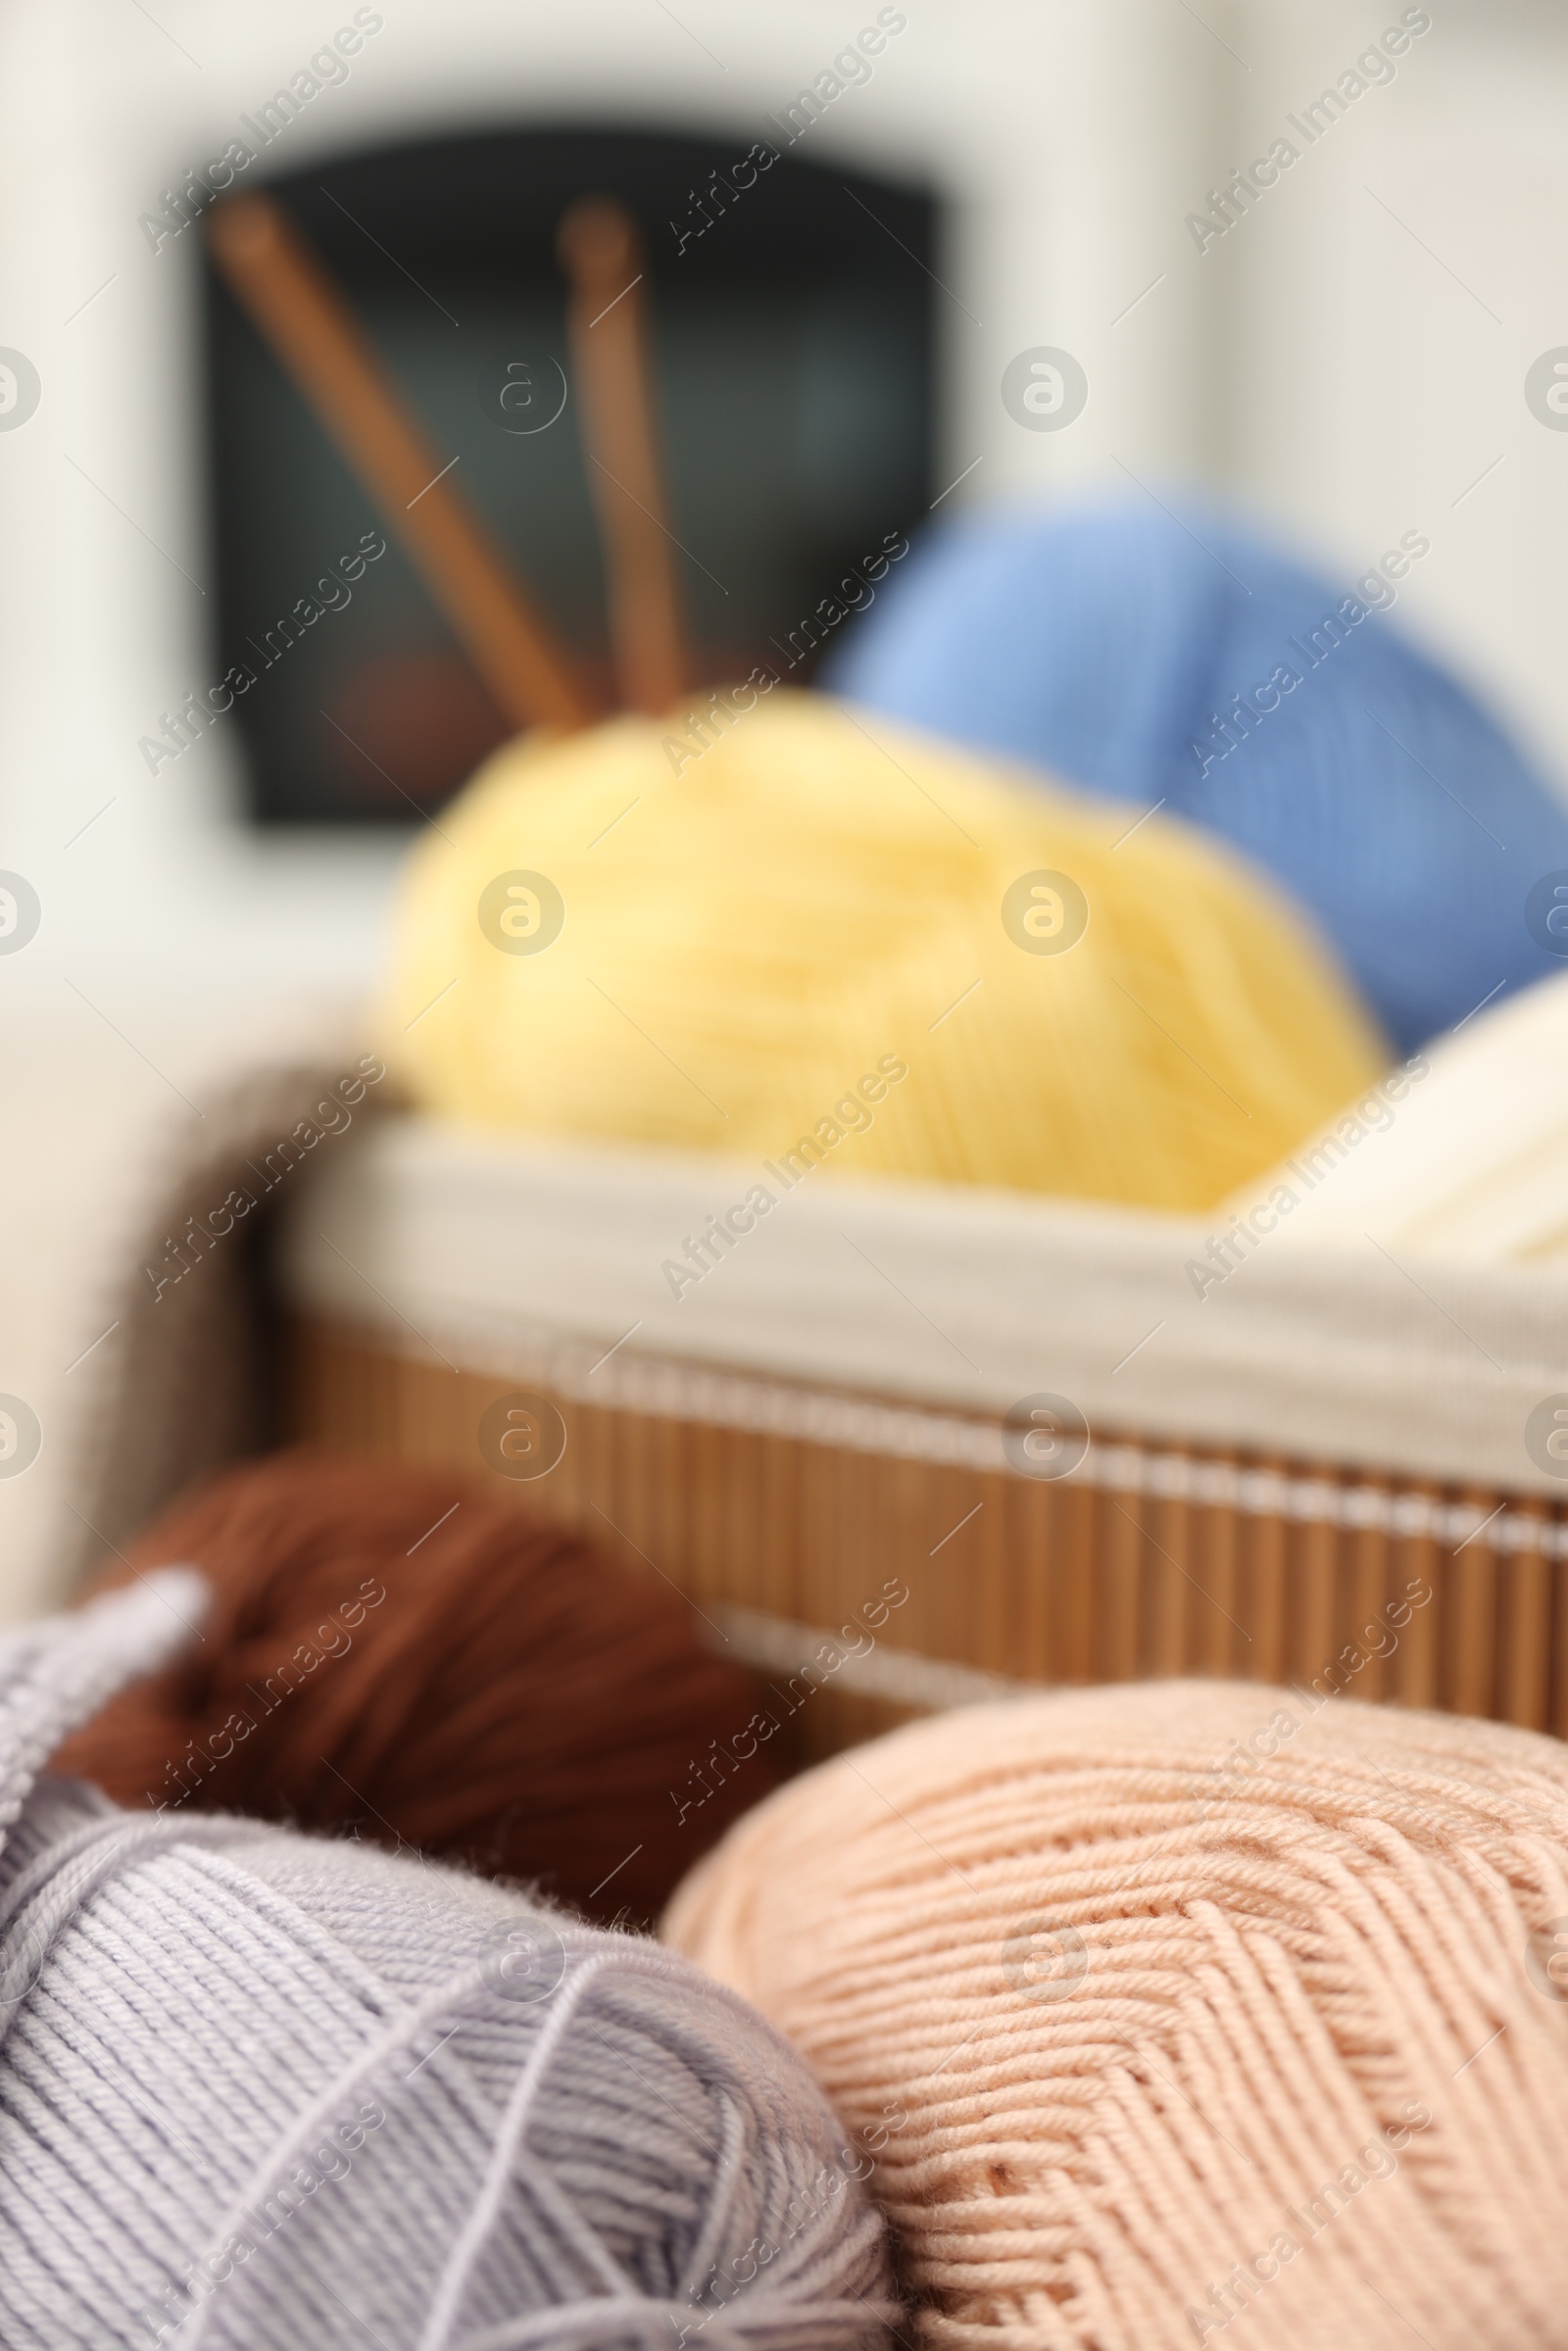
[825,498,1568,1054]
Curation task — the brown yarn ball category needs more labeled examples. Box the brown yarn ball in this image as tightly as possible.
[53,1448,782,1927]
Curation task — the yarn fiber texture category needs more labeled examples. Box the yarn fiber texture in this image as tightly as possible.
[826,496,1568,1055]
[383,691,1386,1215]
[54,1451,781,1929]
[665,1680,1568,2349]
[1226,961,1568,1265]
[0,1577,897,2349]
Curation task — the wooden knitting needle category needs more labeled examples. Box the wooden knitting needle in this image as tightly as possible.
[206,193,596,736]
[558,198,689,717]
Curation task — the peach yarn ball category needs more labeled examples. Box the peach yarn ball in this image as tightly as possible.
[665,1679,1568,2349]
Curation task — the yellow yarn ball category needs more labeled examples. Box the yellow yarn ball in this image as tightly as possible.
[383,691,1386,1211]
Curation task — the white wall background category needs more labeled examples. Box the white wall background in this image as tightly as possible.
[0,0,1563,1041]
[1221,0,1568,787]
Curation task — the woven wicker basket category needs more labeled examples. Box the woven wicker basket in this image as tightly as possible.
[286,1307,1568,1761]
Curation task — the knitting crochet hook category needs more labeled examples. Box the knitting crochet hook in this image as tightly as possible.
[206,193,597,736]
[558,197,690,717]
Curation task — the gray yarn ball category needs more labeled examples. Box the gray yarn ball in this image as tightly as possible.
[0,1574,897,2349]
